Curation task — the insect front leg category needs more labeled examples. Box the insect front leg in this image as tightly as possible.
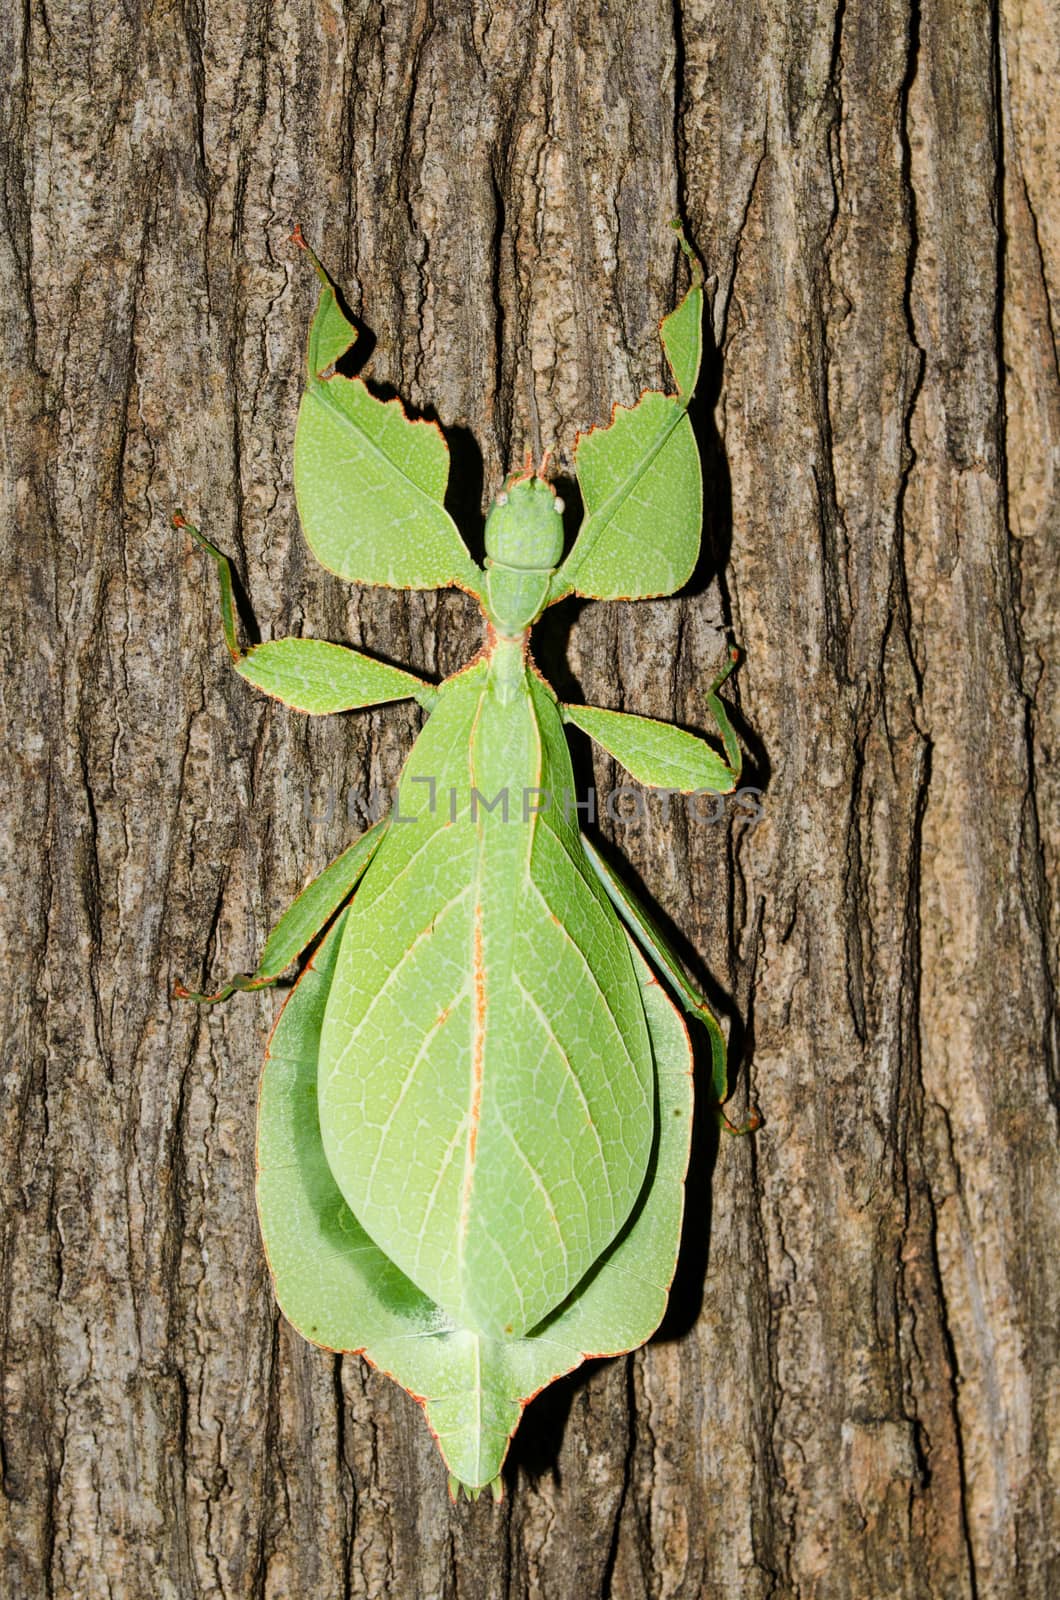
[704,645,742,780]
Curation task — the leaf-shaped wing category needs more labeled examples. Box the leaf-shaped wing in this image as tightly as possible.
[256,914,692,1491]
[257,907,452,1345]
[315,662,655,1341]
[552,279,703,603]
[294,248,484,596]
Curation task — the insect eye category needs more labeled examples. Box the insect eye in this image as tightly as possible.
[553,497,565,514]
[495,492,509,506]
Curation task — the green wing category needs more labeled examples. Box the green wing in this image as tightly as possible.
[293,244,484,597]
[257,912,692,1492]
[315,662,655,1341]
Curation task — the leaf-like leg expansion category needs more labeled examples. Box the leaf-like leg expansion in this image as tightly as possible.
[291,231,486,599]
[580,832,759,1133]
[563,646,742,793]
[175,816,389,1005]
[237,637,436,714]
[562,701,738,795]
[290,223,362,377]
[176,514,437,713]
[549,251,705,604]
[661,223,705,394]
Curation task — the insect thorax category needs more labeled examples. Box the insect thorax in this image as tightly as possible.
[483,473,564,634]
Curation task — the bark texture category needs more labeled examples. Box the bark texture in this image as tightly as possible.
[1,1,1057,1596]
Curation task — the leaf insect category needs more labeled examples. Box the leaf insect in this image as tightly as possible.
[176,224,752,1500]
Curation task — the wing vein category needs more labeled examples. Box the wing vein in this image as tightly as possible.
[364,984,471,1202]
[512,973,616,1234]
[327,886,472,1074]
[526,878,638,1079]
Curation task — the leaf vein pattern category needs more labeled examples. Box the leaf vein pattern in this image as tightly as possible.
[536,811,636,953]
[307,384,448,516]
[327,886,472,1074]
[458,904,487,1266]
[497,1113,569,1269]
[360,777,474,914]
[571,400,685,581]
[363,985,471,1199]
[526,878,638,1079]
[411,1112,472,1278]
[512,973,615,1234]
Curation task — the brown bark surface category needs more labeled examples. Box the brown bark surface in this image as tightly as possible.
[2,1,1056,1596]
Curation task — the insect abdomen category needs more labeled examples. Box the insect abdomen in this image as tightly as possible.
[316,660,654,1337]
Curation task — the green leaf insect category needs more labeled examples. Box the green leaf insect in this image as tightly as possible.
[176,224,751,1500]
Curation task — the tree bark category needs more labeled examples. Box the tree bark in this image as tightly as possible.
[2,1,1056,1596]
